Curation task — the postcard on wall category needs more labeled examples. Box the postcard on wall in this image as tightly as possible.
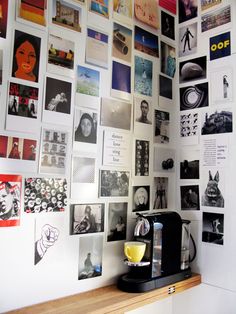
[72,155,96,184]
[210,67,233,105]
[160,42,176,78]
[111,60,131,101]
[76,65,100,97]
[161,11,175,41]
[0,174,21,227]
[153,177,168,210]
[159,75,172,100]
[39,128,69,175]
[86,28,109,69]
[52,0,81,32]
[201,109,232,135]
[133,186,150,212]
[180,111,199,145]
[180,149,199,180]
[11,29,41,83]
[103,130,131,167]
[134,0,159,29]
[159,0,176,15]
[89,0,109,19]
[134,97,152,131]
[135,139,149,176]
[43,75,73,126]
[0,0,8,39]
[134,56,153,97]
[24,177,67,213]
[153,147,175,173]
[154,109,170,144]
[179,22,197,58]
[47,33,75,77]
[179,56,206,84]
[113,0,132,25]
[201,5,231,33]
[180,184,200,210]
[202,212,224,245]
[6,81,39,133]
[210,32,231,61]
[201,168,225,208]
[179,0,197,24]
[17,0,47,27]
[99,170,129,197]
[201,0,222,11]
[180,82,208,111]
[100,97,131,130]
[112,22,132,64]
[107,202,127,242]
[78,235,103,280]
[201,135,228,168]
[70,203,104,235]
[134,26,159,58]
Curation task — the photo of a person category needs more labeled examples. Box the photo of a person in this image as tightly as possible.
[0,180,21,223]
[74,110,97,144]
[100,170,129,197]
[12,30,41,82]
[153,177,168,209]
[181,27,194,53]
[8,142,21,159]
[136,99,152,124]
[161,42,176,78]
[133,186,150,212]
[74,205,96,233]
[107,202,127,242]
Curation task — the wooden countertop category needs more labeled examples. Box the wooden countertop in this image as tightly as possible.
[9,273,201,314]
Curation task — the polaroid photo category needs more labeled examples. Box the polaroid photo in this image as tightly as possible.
[107,202,127,242]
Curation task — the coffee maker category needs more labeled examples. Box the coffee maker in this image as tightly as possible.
[117,211,192,292]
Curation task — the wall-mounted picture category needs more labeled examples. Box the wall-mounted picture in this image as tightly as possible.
[153,177,168,209]
[135,140,149,176]
[161,11,175,40]
[113,0,132,24]
[134,26,159,58]
[100,98,131,130]
[159,75,172,99]
[0,0,8,38]
[134,0,158,29]
[134,56,152,97]
[52,0,81,32]
[179,0,197,24]
[154,110,170,144]
[159,0,176,15]
[202,169,224,208]
[0,174,21,227]
[39,128,68,175]
[180,82,208,111]
[74,108,97,144]
[179,23,197,58]
[179,56,206,84]
[72,156,96,183]
[180,112,198,138]
[201,0,222,11]
[201,5,231,33]
[24,177,67,213]
[86,28,109,69]
[133,186,150,212]
[210,67,233,105]
[12,29,41,83]
[180,185,200,210]
[107,202,127,241]
[111,60,131,101]
[135,97,152,125]
[201,109,232,135]
[89,0,109,18]
[78,235,103,280]
[18,0,47,26]
[100,170,129,197]
[76,65,100,97]
[180,149,199,180]
[112,22,132,64]
[210,32,231,61]
[161,42,176,78]
[154,147,175,173]
[70,203,104,235]
[202,212,224,245]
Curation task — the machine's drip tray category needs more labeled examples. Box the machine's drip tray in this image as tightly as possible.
[117,268,192,293]
[124,259,150,267]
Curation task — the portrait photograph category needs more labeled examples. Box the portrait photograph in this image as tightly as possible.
[107,202,127,242]
[74,108,97,145]
[100,170,129,197]
[134,56,153,97]
[201,109,232,135]
[111,60,131,101]
[135,97,152,125]
[113,0,132,24]
[178,0,198,24]
[17,0,47,27]
[70,203,104,235]
[89,0,109,19]
[135,140,149,176]
[161,11,175,40]
[134,26,159,58]
[12,29,41,83]
[180,111,198,139]
[133,186,150,212]
[112,22,132,64]
[134,0,159,29]
[154,109,170,144]
[159,75,172,100]
[202,212,224,245]
[161,41,176,78]
[201,5,231,33]
[180,82,208,111]
[180,149,199,180]
[180,185,200,210]
[72,156,96,183]
[76,65,100,97]
[179,22,197,58]
[153,177,168,210]
[78,235,103,280]
[179,56,207,84]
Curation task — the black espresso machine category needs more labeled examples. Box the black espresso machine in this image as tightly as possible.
[118,211,192,292]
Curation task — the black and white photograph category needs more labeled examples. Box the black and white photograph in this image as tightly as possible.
[135,140,149,176]
[78,235,103,280]
[178,0,198,24]
[135,97,152,125]
[201,109,233,135]
[159,75,172,99]
[180,185,200,210]
[133,186,150,212]
[70,203,104,235]
[161,41,176,78]
[39,128,68,175]
[210,67,233,105]
[180,149,199,179]
[201,169,225,208]
[154,147,175,173]
[72,156,96,183]
[202,212,224,245]
[107,202,127,242]
[161,10,175,40]
[100,98,131,130]
[180,82,208,111]
[179,56,207,84]
[153,177,168,210]
[100,170,129,197]
[180,112,198,138]
[74,108,97,144]
[154,110,170,144]
[179,22,197,58]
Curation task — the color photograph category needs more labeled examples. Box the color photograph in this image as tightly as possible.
[112,22,132,63]
[153,177,168,210]
[134,0,159,29]
[179,0,198,24]
[159,0,176,15]
[201,0,222,11]
[107,202,127,242]
[111,60,131,100]
[89,0,109,19]
[0,0,8,38]
[134,26,159,58]
[18,0,47,26]
[134,56,152,97]
[201,5,231,33]
[76,65,100,97]
[161,41,176,78]
[113,0,132,24]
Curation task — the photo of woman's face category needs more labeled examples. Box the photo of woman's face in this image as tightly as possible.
[81,118,92,137]
[15,40,36,78]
